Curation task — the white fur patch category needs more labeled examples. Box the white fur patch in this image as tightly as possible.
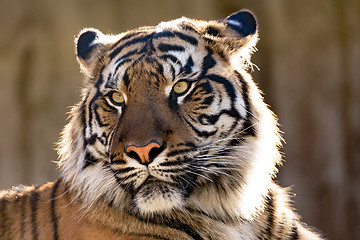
[134,182,184,215]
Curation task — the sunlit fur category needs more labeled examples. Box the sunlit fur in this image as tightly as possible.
[0,10,323,239]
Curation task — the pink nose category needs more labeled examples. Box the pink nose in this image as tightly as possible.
[125,141,161,164]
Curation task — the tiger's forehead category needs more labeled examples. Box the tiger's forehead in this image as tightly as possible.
[100,25,209,91]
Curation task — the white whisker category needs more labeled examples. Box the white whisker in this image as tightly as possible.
[183,169,214,182]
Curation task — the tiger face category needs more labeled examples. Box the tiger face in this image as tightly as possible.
[58,10,281,220]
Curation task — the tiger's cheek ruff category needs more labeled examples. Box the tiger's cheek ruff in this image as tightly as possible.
[56,87,132,212]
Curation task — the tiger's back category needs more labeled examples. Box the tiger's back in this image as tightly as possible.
[0,10,323,240]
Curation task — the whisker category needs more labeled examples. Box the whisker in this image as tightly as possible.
[176,174,199,188]
[191,166,240,180]
[183,169,213,182]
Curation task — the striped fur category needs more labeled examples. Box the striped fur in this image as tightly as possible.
[0,10,323,239]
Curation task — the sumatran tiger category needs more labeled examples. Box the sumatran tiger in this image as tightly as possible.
[0,10,323,240]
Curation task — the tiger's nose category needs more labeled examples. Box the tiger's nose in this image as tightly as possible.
[125,140,163,165]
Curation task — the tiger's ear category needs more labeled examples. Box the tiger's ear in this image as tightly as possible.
[198,9,258,66]
[224,9,257,38]
[75,28,110,75]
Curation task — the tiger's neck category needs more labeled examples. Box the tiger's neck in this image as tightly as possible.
[79,181,298,240]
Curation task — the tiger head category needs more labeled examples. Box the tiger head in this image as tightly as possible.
[58,10,282,221]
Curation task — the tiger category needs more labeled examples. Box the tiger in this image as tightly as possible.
[0,9,323,240]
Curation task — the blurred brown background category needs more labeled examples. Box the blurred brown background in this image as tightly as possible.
[0,0,359,239]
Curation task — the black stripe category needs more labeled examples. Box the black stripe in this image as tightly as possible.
[83,151,99,169]
[111,49,139,79]
[184,81,213,105]
[173,31,198,45]
[79,97,88,151]
[235,71,256,136]
[29,186,40,240]
[123,68,131,87]
[199,48,216,77]
[205,26,221,37]
[179,23,200,35]
[110,33,153,60]
[180,56,194,75]
[160,54,179,64]
[83,89,102,168]
[153,31,176,39]
[206,74,236,101]
[104,72,113,89]
[111,31,144,51]
[50,179,61,240]
[110,31,176,60]
[116,172,138,183]
[115,49,138,65]
[158,43,185,53]
[184,142,196,147]
[87,89,100,135]
[136,214,204,240]
[197,108,240,126]
[93,104,110,127]
[109,28,196,61]
[110,159,127,165]
[154,61,164,79]
[201,95,214,105]
[112,59,132,81]
[194,73,245,139]
[184,117,217,138]
[101,99,119,113]
[113,167,135,174]
[169,64,176,80]
[85,134,97,145]
[159,157,191,166]
[167,147,198,157]
[290,225,299,240]
[265,192,275,239]
[94,67,105,88]
[208,75,244,136]
[165,219,203,240]
[159,168,185,173]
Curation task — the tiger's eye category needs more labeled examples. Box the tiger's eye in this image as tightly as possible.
[173,81,189,94]
[110,92,125,105]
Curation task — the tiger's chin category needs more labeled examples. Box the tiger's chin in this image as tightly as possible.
[133,179,185,216]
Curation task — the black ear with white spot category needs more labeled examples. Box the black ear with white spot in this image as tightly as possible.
[221,10,258,70]
[225,10,257,37]
[197,9,258,53]
[77,29,102,61]
[196,9,259,69]
[75,28,106,74]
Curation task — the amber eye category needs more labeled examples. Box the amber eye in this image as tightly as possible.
[109,91,125,105]
[173,81,190,95]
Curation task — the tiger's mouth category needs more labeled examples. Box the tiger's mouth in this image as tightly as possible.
[135,175,189,196]
[132,175,187,214]
[137,176,167,190]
